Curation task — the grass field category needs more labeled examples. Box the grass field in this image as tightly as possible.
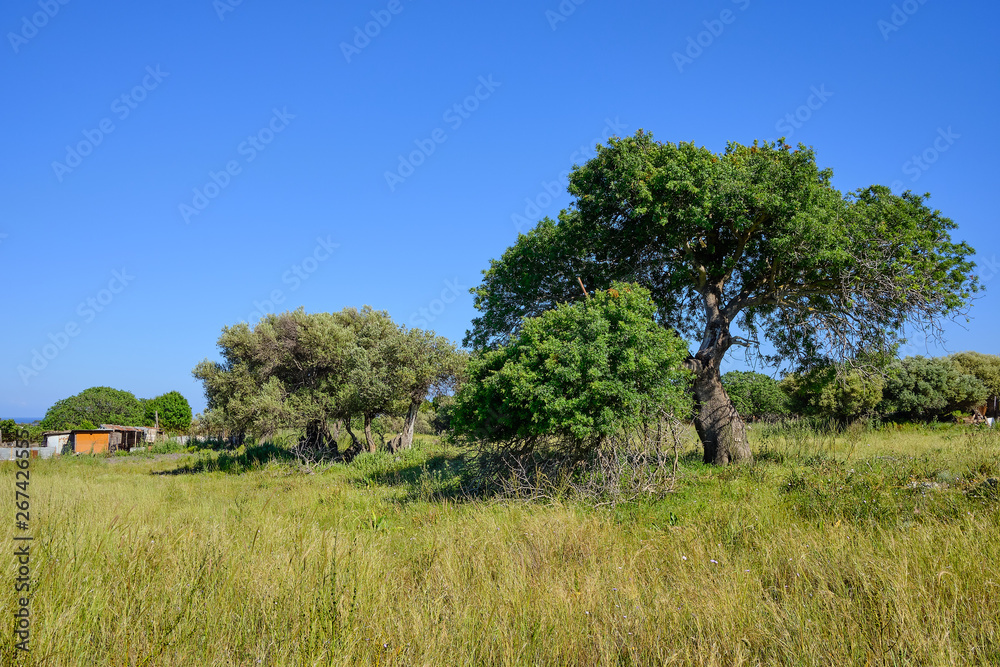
[2,424,999,666]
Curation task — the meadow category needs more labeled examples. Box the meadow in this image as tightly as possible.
[2,424,998,666]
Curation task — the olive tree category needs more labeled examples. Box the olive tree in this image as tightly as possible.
[391,328,466,451]
[193,309,352,448]
[193,307,463,457]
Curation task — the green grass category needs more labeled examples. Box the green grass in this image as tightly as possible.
[1,428,998,665]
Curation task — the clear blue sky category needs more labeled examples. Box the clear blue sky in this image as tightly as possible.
[2,0,998,419]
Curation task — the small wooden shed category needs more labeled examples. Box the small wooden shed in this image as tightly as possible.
[72,429,113,454]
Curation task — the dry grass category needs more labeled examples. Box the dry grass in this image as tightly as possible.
[1,427,998,666]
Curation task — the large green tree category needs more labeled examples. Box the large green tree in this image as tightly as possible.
[143,391,193,431]
[334,307,410,453]
[466,132,980,464]
[950,352,1000,398]
[40,386,146,430]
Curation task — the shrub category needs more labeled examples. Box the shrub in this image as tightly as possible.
[721,371,789,420]
[781,366,885,421]
[451,282,692,457]
[879,356,987,421]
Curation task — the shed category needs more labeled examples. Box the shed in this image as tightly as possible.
[136,426,161,443]
[100,425,147,449]
[973,396,999,422]
[1,432,67,460]
[72,429,113,454]
[44,431,72,451]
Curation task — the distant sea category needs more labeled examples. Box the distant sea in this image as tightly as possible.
[8,418,42,424]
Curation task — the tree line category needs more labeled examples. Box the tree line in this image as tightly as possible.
[25,131,986,467]
[190,132,983,467]
[724,351,1000,423]
[34,386,192,432]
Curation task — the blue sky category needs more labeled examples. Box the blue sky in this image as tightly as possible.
[2,0,998,419]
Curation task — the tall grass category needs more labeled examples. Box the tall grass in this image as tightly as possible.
[1,429,998,665]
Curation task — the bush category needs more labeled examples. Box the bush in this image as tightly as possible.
[950,351,1000,397]
[721,371,789,420]
[781,366,885,421]
[451,282,692,458]
[430,396,456,434]
[879,356,987,421]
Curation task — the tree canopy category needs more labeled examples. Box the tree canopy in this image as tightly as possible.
[781,365,886,422]
[949,352,1000,398]
[192,307,463,457]
[465,131,981,464]
[143,391,193,431]
[721,371,789,421]
[40,386,146,430]
[878,356,987,421]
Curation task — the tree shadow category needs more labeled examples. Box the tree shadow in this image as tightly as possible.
[152,443,299,476]
[349,450,476,503]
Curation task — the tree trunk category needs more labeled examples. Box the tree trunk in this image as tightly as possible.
[342,420,363,462]
[363,415,377,453]
[692,363,752,465]
[386,433,404,452]
[302,420,332,451]
[688,284,754,466]
[399,401,419,450]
